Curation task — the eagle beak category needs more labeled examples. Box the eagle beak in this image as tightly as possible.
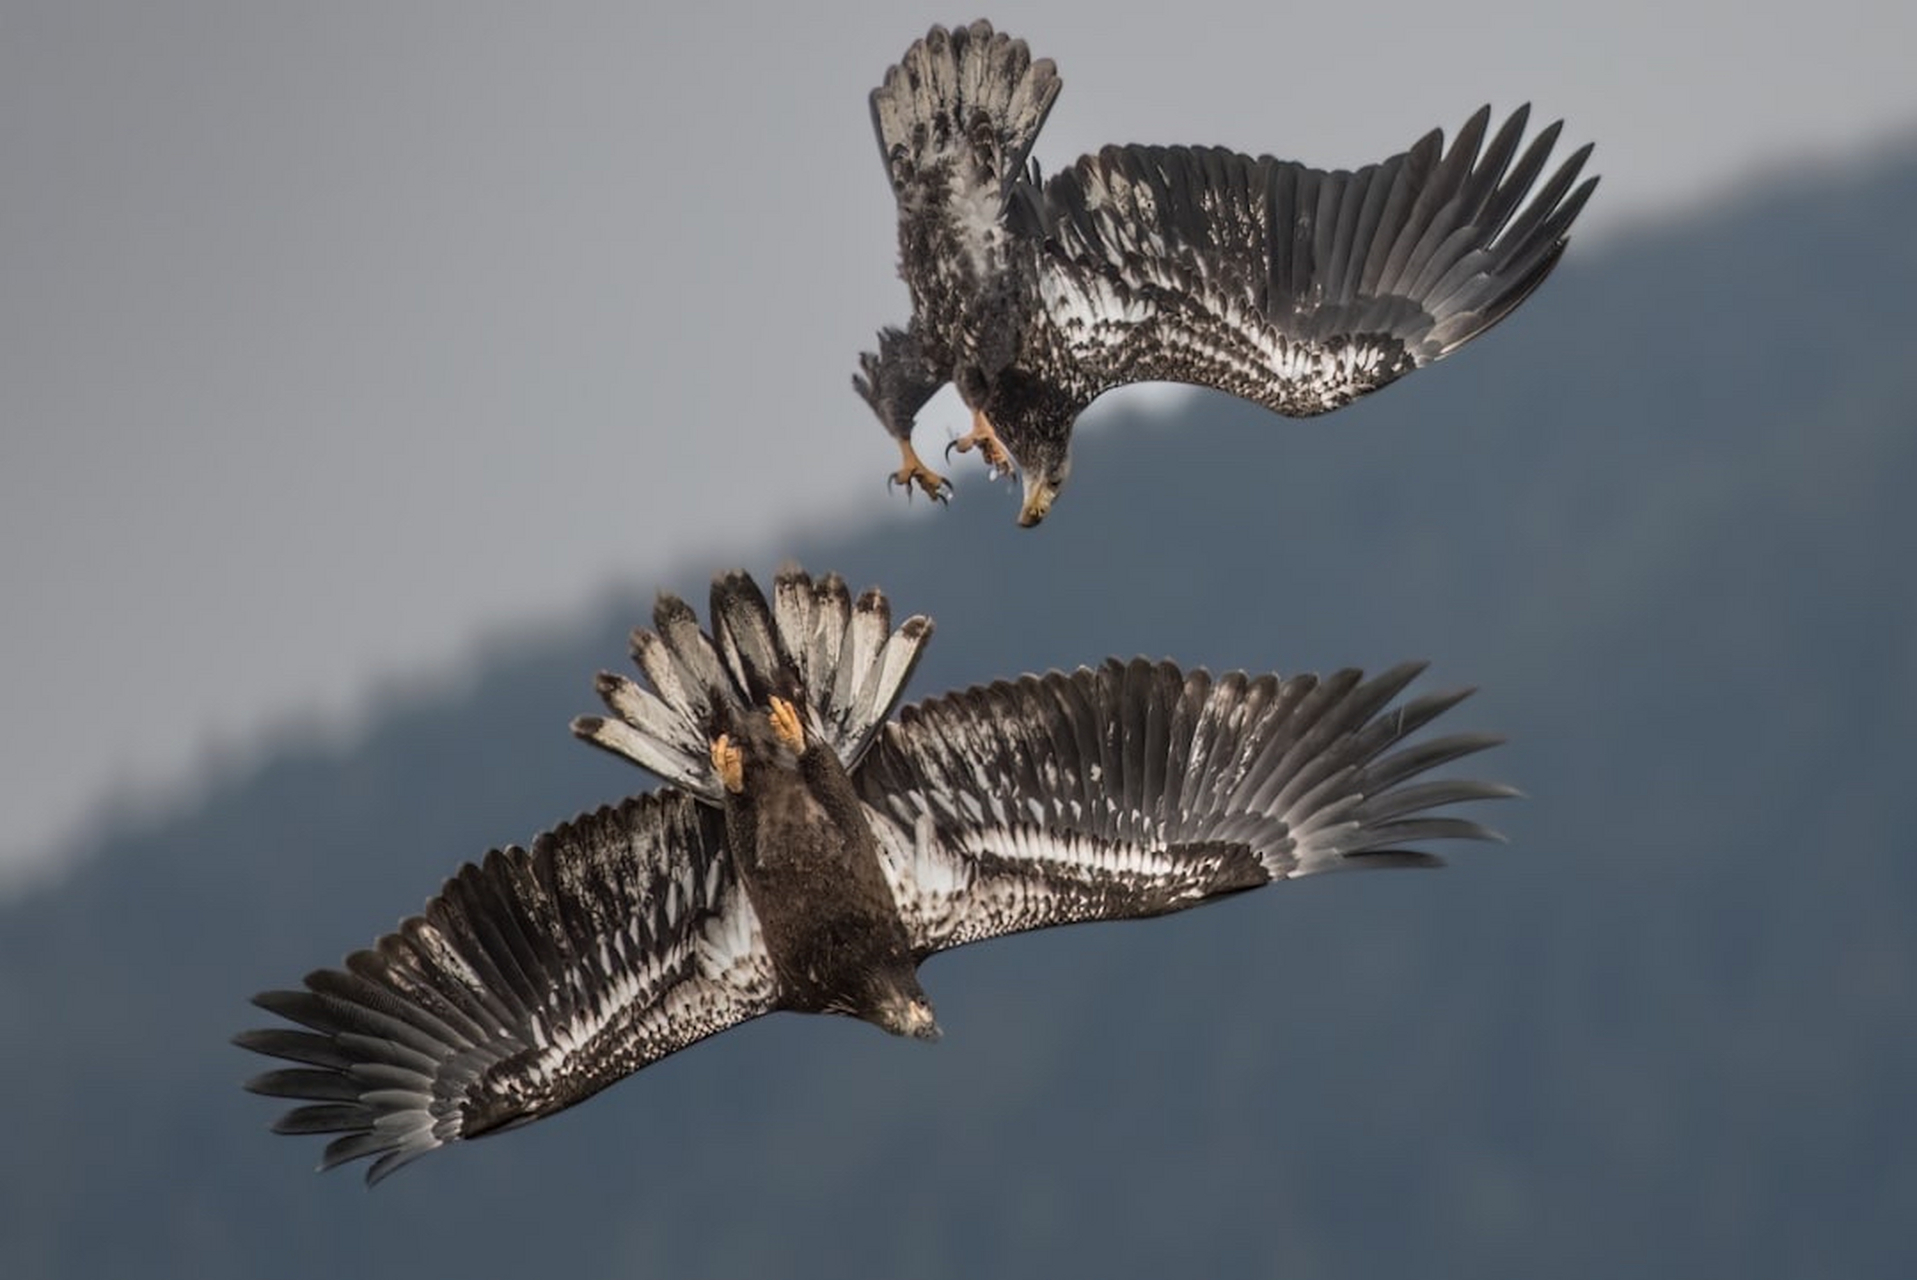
[903,997,942,1042]
[1016,476,1058,527]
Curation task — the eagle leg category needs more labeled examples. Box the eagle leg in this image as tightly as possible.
[888,437,952,503]
[768,697,805,753]
[710,734,744,795]
[945,409,1013,478]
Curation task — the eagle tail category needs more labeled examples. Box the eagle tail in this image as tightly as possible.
[574,568,933,800]
[869,20,1061,209]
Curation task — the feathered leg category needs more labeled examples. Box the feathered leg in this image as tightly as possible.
[855,327,951,503]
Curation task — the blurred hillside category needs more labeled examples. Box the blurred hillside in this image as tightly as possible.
[3,143,1914,1279]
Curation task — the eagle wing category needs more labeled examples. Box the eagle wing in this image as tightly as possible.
[1021,106,1597,415]
[236,790,776,1184]
[856,658,1511,958]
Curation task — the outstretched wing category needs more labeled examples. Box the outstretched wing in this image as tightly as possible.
[855,658,1511,958]
[235,791,776,1184]
[1025,106,1597,415]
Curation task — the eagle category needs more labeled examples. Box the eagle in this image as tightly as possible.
[854,20,1598,525]
[237,567,1513,1183]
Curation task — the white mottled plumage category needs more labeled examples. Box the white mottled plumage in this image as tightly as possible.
[239,570,1510,1183]
[582,571,932,802]
[855,658,1511,956]
[238,789,774,1183]
[856,20,1598,525]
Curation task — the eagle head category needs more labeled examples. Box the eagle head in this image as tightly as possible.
[867,981,942,1042]
[1016,456,1070,527]
[988,373,1080,527]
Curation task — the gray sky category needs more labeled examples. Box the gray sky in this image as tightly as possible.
[4,0,1914,895]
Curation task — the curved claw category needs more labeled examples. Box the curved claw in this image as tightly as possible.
[888,436,953,505]
[887,465,953,505]
[948,410,1014,481]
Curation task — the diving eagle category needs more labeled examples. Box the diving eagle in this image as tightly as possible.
[237,568,1512,1183]
[854,20,1598,525]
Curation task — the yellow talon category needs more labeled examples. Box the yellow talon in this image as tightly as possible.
[890,438,950,502]
[948,408,1012,474]
[768,697,805,753]
[710,734,744,794]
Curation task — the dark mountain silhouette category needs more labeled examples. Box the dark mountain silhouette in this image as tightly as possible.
[4,143,1914,1279]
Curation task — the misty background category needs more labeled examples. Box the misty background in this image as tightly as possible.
[7,0,1917,893]
[4,3,1915,1277]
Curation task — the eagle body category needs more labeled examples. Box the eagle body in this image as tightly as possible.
[239,568,1513,1183]
[720,708,932,1034]
[872,20,1059,413]
[855,21,1598,524]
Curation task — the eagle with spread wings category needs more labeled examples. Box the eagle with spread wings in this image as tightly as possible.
[854,20,1598,525]
[237,568,1513,1183]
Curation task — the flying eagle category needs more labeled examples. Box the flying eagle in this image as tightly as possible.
[237,568,1513,1183]
[854,20,1598,525]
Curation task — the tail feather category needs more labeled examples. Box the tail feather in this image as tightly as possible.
[575,568,934,800]
[837,587,892,722]
[644,595,730,731]
[583,670,707,794]
[711,572,793,706]
[870,19,1061,208]
[771,570,819,685]
[801,571,852,705]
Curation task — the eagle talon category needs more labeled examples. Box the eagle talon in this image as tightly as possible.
[888,466,952,504]
[889,439,952,504]
[710,734,744,795]
[768,697,805,753]
[949,410,1014,479]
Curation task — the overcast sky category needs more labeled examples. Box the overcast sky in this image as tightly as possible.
[4,0,1914,895]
